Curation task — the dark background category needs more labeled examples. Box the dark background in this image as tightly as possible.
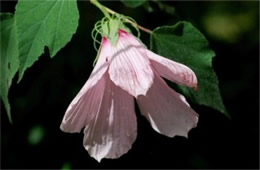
[1,1,259,169]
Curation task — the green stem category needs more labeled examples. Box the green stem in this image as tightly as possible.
[90,0,152,34]
[90,0,110,18]
[104,7,152,34]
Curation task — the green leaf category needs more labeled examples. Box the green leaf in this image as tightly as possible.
[150,21,229,117]
[15,0,79,82]
[121,0,146,8]
[27,125,46,145]
[0,13,20,123]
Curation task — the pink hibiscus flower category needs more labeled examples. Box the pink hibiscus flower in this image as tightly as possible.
[60,29,198,162]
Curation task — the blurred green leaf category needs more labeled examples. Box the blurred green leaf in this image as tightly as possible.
[15,0,79,82]
[202,12,256,43]
[153,0,175,15]
[150,21,229,117]
[143,1,154,13]
[121,0,146,8]
[28,125,45,145]
[0,13,20,123]
[61,162,71,170]
[190,154,208,168]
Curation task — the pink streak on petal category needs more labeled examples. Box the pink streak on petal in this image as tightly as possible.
[137,73,198,138]
[108,31,154,97]
[60,38,111,133]
[146,49,197,88]
[83,73,137,162]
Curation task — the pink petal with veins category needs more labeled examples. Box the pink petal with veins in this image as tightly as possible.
[146,49,197,89]
[137,73,198,138]
[108,30,154,97]
[60,38,111,132]
[83,73,137,162]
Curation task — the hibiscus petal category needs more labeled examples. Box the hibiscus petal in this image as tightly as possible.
[146,49,197,88]
[60,75,106,133]
[86,38,112,91]
[83,73,137,162]
[108,31,154,97]
[137,74,198,138]
[60,38,111,133]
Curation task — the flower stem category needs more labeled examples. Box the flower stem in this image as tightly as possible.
[90,0,152,34]
[90,0,110,18]
[104,7,152,34]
